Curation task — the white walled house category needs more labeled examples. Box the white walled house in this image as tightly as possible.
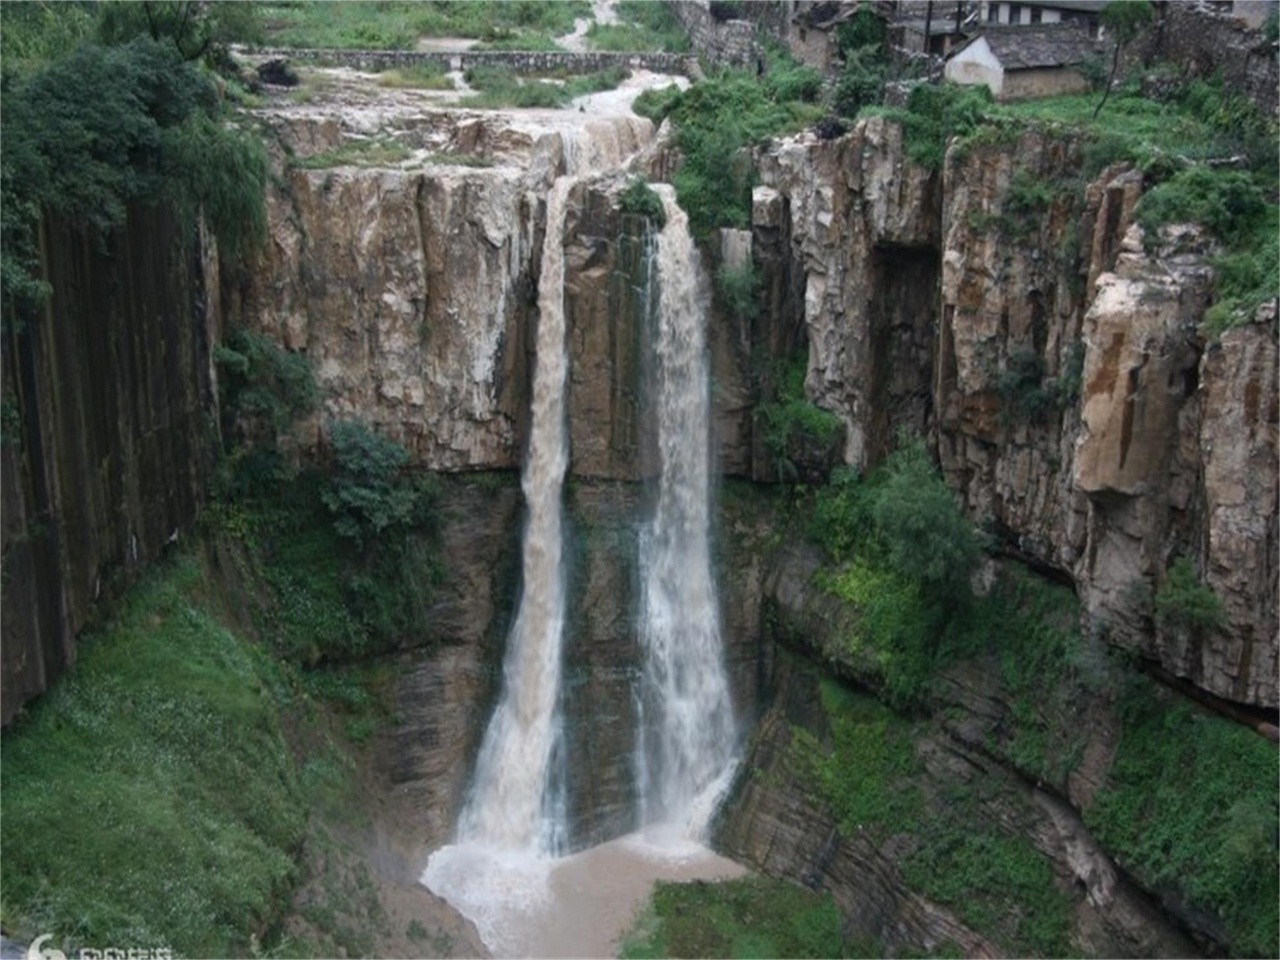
[944,23,1100,99]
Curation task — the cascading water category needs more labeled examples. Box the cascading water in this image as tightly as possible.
[635,187,738,840]
[421,175,576,952]
[424,123,743,958]
[455,174,575,856]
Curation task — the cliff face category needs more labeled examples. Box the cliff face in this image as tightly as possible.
[0,205,216,724]
[754,124,1278,709]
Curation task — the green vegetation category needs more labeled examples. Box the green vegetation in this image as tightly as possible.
[0,557,305,958]
[792,680,921,836]
[756,355,843,481]
[809,437,981,707]
[258,1,588,50]
[1154,556,1225,636]
[460,64,630,109]
[618,876,843,959]
[987,77,1277,335]
[375,64,454,90]
[792,679,1075,957]
[833,3,889,118]
[586,0,690,53]
[1086,683,1279,956]
[716,261,762,321]
[291,136,414,169]
[645,67,823,238]
[619,176,668,227]
[2,6,268,330]
[994,342,1084,425]
[1093,0,1155,119]
[214,329,318,443]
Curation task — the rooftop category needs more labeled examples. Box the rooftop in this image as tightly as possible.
[951,21,1102,69]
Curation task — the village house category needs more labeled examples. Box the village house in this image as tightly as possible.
[944,21,1101,98]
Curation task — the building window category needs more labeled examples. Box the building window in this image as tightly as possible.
[1030,7,1041,23]
[1008,3,1023,24]
[987,3,999,23]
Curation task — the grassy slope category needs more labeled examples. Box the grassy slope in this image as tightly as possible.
[0,555,305,957]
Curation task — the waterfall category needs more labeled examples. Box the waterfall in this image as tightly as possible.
[635,186,737,840]
[456,175,576,855]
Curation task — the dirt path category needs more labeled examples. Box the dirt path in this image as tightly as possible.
[558,0,619,53]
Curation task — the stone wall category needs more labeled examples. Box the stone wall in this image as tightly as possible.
[0,205,216,724]
[664,1,760,67]
[1126,1,1279,115]
[244,46,693,77]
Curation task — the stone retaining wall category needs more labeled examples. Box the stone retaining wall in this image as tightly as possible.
[665,1,759,68]
[244,46,694,77]
[1125,2,1278,115]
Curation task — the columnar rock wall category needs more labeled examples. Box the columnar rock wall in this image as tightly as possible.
[0,205,216,724]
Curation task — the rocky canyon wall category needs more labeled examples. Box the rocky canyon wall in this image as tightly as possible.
[0,205,216,724]
[752,121,1277,710]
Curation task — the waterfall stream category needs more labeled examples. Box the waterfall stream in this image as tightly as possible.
[424,155,740,957]
[635,187,737,839]
[455,174,575,857]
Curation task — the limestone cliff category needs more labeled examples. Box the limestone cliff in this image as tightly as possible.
[752,123,1277,709]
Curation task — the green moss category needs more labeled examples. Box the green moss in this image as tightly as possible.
[755,355,843,480]
[1085,684,1279,957]
[618,876,843,959]
[620,176,667,227]
[0,557,306,958]
[793,678,1075,957]
[293,137,413,169]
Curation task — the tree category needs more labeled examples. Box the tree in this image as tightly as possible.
[1093,0,1154,119]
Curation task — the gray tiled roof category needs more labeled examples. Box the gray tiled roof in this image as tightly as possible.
[954,22,1102,69]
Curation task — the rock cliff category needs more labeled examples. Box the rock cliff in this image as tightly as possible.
[752,124,1277,709]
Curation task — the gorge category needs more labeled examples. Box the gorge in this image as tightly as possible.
[1,6,1277,960]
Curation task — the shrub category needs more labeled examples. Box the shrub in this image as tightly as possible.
[755,355,843,480]
[1137,166,1267,246]
[321,420,427,550]
[716,261,761,320]
[1154,556,1225,636]
[632,83,683,122]
[898,82,993,170]
[1,35,268,328]
[619,176,667,227]
[214,329,317,443]
[872,435,981,603]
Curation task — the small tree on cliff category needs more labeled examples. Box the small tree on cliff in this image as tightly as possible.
[1093,0,1154,119]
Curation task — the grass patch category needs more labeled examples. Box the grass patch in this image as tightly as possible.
[1085,683,1280,957]
[375,65,454,90]
[586,1,690,53]
[0,557,306,958]
[618,876,843,959]
[259,1,589,50]
[793,679,1075,957]
[461,65,629,110]
[293,137,413,169]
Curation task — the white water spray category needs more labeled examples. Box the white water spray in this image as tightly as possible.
[457,175,576,855]
[635,187,738,840]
